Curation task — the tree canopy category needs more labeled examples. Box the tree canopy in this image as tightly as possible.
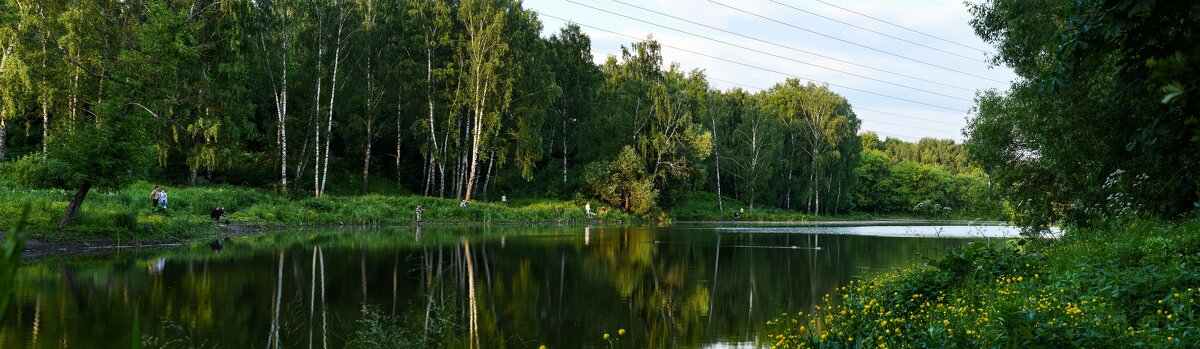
[0,0,997,223]
[966,0,1200,229]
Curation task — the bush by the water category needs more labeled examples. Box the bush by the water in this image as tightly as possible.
[767,217,1200,348]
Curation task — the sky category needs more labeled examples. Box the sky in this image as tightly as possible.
[521,0,1017,142]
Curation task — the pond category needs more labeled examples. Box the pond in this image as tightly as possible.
[0,224,1019,348]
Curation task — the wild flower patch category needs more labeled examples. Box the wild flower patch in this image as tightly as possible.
[767,218,1200,348]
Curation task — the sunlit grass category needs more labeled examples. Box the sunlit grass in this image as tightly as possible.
[670,191,871,222]
[767,217,1200,348]
[0,182,635,243]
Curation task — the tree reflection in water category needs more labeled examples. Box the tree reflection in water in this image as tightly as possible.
[1,225,985,348]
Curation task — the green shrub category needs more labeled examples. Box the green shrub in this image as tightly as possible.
[584,146,658,215]
[0,154,52,189]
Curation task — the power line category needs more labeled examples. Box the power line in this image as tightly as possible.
[706,77,961,131]
[854,107,961,126]
[604,0,974,92]
[861,117,960,132]
[766,0,984,63]
[697,74,962,128]
[538,12,969,113]
[811,0,989,54]
[589,50,963,134]
[566,0,971,102]
[706,0,1005,84]
[864,130,950,142]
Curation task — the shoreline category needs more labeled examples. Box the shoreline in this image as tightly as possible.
[675,218,1008,226]
[11,217,1007,259]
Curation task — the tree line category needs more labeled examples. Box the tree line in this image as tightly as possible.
[0,0,994,226]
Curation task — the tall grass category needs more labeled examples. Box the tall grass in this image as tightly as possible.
[767,216,1200,348]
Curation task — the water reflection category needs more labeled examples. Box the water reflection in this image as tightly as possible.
[1,225,991,348]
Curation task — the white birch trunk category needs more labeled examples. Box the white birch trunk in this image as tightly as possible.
[425,48,440,196]
[363,57,376,195]
[320,19,345,197]
[464,78,487,201]
[561,117,567,192]
[312,22,325,197]
[0,117,6,164]
[0,46,11,163]
[71,68,78,123]
[41,42,48,162]
[278,47,289,193]
[363,118,373,195]
[262,20,291,194]
[711,112,723,212]
[403,88,408,185]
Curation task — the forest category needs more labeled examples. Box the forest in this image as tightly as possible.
[0,0,995,229]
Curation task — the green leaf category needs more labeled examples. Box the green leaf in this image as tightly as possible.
[1161,81,1185,105]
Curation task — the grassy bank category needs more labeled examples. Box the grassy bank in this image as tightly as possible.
[0,183,635,244]
[1,183,988,246]
[666,191,994,222]
[767,216,1200,348]
[669,191,873,222]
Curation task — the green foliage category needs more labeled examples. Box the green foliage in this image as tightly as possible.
[0,0,1002,225]
[585,146,658,215]
[345,304,446,349]
[668,190,873,221]
[0,153,51,188]
[853,145,1002,219]
[965,0,1200,228]
[47,102,154,189]
[0,183,637,243]
[768,217,1200,348]
[141,316,212,349]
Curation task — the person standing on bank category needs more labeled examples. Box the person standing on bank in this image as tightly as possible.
[158,189,169,210]
[150,186,161,209]
[415,205,424,223]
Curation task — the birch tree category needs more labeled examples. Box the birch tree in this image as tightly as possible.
[546,24,598,193]
[459,0,507,201]
[312,1,352,198]
[408,0,453,196]
[729,91,777,211]
[0,41,26,165]
[796,83,849,215]
[256,0,296,193]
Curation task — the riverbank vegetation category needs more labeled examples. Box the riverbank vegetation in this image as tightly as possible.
[0,183,634,243]
[767,0,1200,346]
[0,0,1000,243]
[769,217,1200,348]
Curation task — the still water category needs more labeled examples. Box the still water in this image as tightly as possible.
[1,224,1018,348]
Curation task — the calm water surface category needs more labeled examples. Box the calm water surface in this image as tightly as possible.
[1,224,1017,348]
